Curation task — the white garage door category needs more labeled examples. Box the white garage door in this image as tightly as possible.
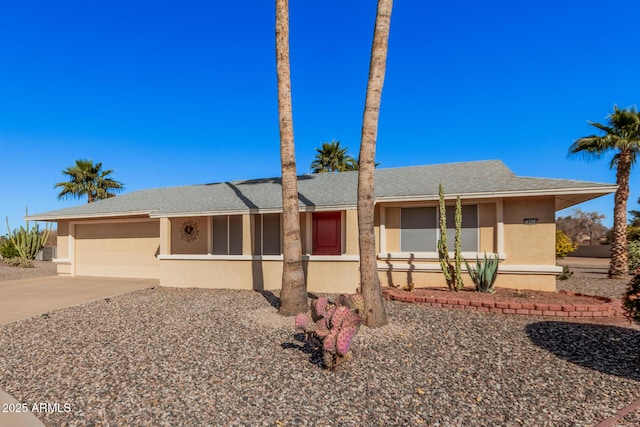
[75,220,160,278]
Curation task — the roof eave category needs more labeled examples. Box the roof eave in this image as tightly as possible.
[375,185,618,204]
[26,210,157,221]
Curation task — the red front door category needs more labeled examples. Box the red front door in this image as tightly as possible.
[313,212,341,255]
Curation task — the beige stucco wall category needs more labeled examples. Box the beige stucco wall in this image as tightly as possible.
[502,197,555,265]
[345,209,359,255]
[160,258,359,294]
[376,197,558,292]
[170,217,208,255]
[478,203,496,253]
[54,196,559,292]
[55,220,71,275]
[385,206,401,252]
[378,267,557,292]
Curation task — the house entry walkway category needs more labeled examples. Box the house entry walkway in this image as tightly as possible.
[0,275,157,426]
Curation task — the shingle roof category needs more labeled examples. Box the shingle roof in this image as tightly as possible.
[28,160,616,220]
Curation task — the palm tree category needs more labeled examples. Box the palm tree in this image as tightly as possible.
[275,0,307,315]
[55,159,124,203]
[310,140,359,173]
[570,105,640,278]
[357,0,393,327]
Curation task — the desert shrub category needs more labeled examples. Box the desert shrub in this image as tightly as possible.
[556,230,577,258]
[628,226,640,242]
[0,238,20,259]
[557,265,573,280]
[295,294,364,370]
[2,257,34,268]
[628,240,640,273]
[464,253,499,293]
[6,210,52,260]
[623,274,640,323]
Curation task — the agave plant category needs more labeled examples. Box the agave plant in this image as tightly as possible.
[464,253,499,293]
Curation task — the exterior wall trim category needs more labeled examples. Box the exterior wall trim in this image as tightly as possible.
[158,254,359,262]
[379,252,507,260]
[377,262,562,275]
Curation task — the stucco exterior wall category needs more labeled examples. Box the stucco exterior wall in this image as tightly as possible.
[502,197,555,265]
[170,217,208,255]
[52,197,560,292]
[345,209,359,255]
[160,258,359,294]
[478,203,496,253]
[376,197,558,292]
[55,220,72,275]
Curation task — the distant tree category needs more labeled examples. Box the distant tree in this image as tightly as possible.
[357,0,393,328]
[310,140,359,173]
[55,159,124,203]
[275,0,307,316]
[569,105,640,278]
[556,209,608,246]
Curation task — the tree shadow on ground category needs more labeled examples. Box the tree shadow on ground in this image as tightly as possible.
[281,333,325,369]
[526,321,640,381]
[257,290,280,309]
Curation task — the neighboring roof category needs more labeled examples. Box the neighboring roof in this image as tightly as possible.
[28,160,617,220]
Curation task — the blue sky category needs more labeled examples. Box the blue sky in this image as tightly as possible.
[1,0,639,230]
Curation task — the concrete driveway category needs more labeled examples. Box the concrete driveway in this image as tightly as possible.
[0,275,157,426]
[0,275,158,325]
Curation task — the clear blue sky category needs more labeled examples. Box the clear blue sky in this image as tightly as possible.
[1,0,639,230]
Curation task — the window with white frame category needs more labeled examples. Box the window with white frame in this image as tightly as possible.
[253,213,281,255]
[212,215,243,255]
[400,205,478,252]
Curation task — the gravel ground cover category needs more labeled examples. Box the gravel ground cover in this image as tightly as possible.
[0,285,639,426]
[0,260,638,425]
[0,260,56,281]
[555,260,630,299]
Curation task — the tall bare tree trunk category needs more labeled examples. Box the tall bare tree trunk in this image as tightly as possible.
[610,150,631,278]
[357,0,393,328]
[275,0,307,315]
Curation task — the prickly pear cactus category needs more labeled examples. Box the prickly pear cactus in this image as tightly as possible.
[293,293,364,370]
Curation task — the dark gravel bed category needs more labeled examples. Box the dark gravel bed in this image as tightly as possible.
[0,287,639,426]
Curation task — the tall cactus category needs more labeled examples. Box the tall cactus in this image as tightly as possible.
[6,208,52,260]
[437,185,463,291]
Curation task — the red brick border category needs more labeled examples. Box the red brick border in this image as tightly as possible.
[381,287,625,318]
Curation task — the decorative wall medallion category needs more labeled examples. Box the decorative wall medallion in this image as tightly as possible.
[180,220,199,243]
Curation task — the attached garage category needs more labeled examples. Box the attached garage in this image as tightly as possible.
[74,220,160,278]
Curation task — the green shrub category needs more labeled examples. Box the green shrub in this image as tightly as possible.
[556,230,577,258]
[557,265,573,280]
[464,253,499,293]
[623,274,640,323]
[628,240,640,273]
[437,184,463,291]
[6,210,51,260]
[0,238,20,259]
[2,257,34,268]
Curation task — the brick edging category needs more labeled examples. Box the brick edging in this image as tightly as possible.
[381,288,626,318]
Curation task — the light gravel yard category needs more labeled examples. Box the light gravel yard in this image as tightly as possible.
[0,260,638,426]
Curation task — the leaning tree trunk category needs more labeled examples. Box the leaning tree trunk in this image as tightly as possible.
[357,0,393,328]
[275,0,307,315]
[609,150,631,278]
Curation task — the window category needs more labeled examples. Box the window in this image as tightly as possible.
[212,215,243,255]
[313,212,341,255]
[400,205,478,252]
[254,214,281,255]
